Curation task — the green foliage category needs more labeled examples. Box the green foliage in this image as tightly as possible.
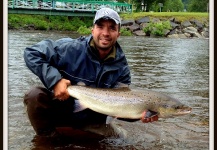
[143,21,172,36]
[132,0,167,12]
[34,20,48,30]
[120,28,132,36]
[8,14,94,31]
[8,14,48,30]
[70,17,88,30]
[8,12,208,35]
[8,15,21,29]
[47,15,69,22]
[163,0,184,12]
[77,26,91,35]
[130,0,208,12]
[187,0,209,12]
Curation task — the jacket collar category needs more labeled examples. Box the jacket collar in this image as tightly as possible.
[89,38,116,61]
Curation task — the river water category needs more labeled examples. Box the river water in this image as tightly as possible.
[8,30,209,150]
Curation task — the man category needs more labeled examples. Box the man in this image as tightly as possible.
[23,7,158,138]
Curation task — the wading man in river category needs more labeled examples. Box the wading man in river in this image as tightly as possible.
[23,8,158,139]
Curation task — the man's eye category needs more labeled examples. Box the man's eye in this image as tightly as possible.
[97,26,103,28]
[110,27,116,31]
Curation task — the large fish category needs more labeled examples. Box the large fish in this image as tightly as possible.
[67,85,192,121]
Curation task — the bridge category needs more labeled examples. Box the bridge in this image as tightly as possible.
[8,0,132,17]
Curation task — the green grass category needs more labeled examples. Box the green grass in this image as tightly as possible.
[8,12,209,35]
[120,12,209,22]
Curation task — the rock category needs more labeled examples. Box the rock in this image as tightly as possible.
[127,23,140,32]
[135,16,150,24]
[133,30,146,36]
[201,31,209,38]
[167,34,179,38]
[182,28,202,38]
[170,21,180,28]
[167,33,188,38]
[184,33,191,38]
[151,18,161,23]
[183,27,198,35]
[192,32,203,38]
[203,27,209,32]
[139,23,149,30]
[168,28,181,35]
[178,34,188,38]
[119,16,209,38]
[121,20,134,26]
[181,20,192,28]
[191,19,204,28]
[163,29,171,36]
[169,17,175,22]
[173,18,181,24]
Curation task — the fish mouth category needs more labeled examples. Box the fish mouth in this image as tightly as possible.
[158,107,192,118]
[174,107,192,116]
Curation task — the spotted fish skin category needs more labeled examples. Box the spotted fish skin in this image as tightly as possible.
[67,86,192,119]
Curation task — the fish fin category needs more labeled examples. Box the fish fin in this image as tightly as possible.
[73,99,88,113]
[141,110,159,123]
[106,116,117,124]
[77,81,86,86]
[115,82,130,89]
[144,110,158,119]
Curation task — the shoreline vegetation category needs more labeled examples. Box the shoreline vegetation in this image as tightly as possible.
[8,12,209,37]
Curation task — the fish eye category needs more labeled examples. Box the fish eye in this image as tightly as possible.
[162,104,169,108]
[175,106,180,109]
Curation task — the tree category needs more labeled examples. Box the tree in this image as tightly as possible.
[129,0,186,12]
[163,0,184,12]
[187,0,209,12]
[132,0,167,12]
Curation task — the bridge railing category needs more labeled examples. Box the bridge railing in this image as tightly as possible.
[8,0,132,13]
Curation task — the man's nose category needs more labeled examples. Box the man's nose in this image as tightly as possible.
[102,27,110,35]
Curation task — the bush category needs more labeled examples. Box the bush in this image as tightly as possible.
[77,26,91,35]
[120,28,132,36]
[143,21,172,36]
[8,15,21,29]
[34,20,48,30]
[70,17,87,31]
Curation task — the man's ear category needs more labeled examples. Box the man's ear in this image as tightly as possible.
[91,27,94,34]
[117,31,121,38]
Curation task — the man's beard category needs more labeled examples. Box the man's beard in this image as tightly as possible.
[96,44,113,51]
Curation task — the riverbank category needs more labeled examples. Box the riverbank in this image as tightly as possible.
[8,12,209,38]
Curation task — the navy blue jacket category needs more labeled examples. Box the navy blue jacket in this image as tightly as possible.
[24,35,131,90]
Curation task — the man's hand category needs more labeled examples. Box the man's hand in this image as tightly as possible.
[142,115,158,123]
[141,110,159,123]
[53,78,71,101]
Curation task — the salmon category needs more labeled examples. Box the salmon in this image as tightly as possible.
[67,85,192,121]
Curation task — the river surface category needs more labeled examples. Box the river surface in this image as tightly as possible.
[8,30,209,150]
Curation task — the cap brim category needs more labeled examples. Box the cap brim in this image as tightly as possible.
[94,16,120,24]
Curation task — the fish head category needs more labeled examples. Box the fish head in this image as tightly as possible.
[157,98,192,118]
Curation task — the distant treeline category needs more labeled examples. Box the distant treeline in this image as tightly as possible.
[125,0,209,12]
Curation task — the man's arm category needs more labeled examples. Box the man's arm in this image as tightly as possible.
[24,39,62,90]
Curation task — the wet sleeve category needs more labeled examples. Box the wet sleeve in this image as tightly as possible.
[117,61,131,86]
[23,39,65,90]
[120,65,131,84]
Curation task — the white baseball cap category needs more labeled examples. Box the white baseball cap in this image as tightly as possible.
[93,8,121,25]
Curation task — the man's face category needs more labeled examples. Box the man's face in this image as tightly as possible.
[92,19,120,51]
